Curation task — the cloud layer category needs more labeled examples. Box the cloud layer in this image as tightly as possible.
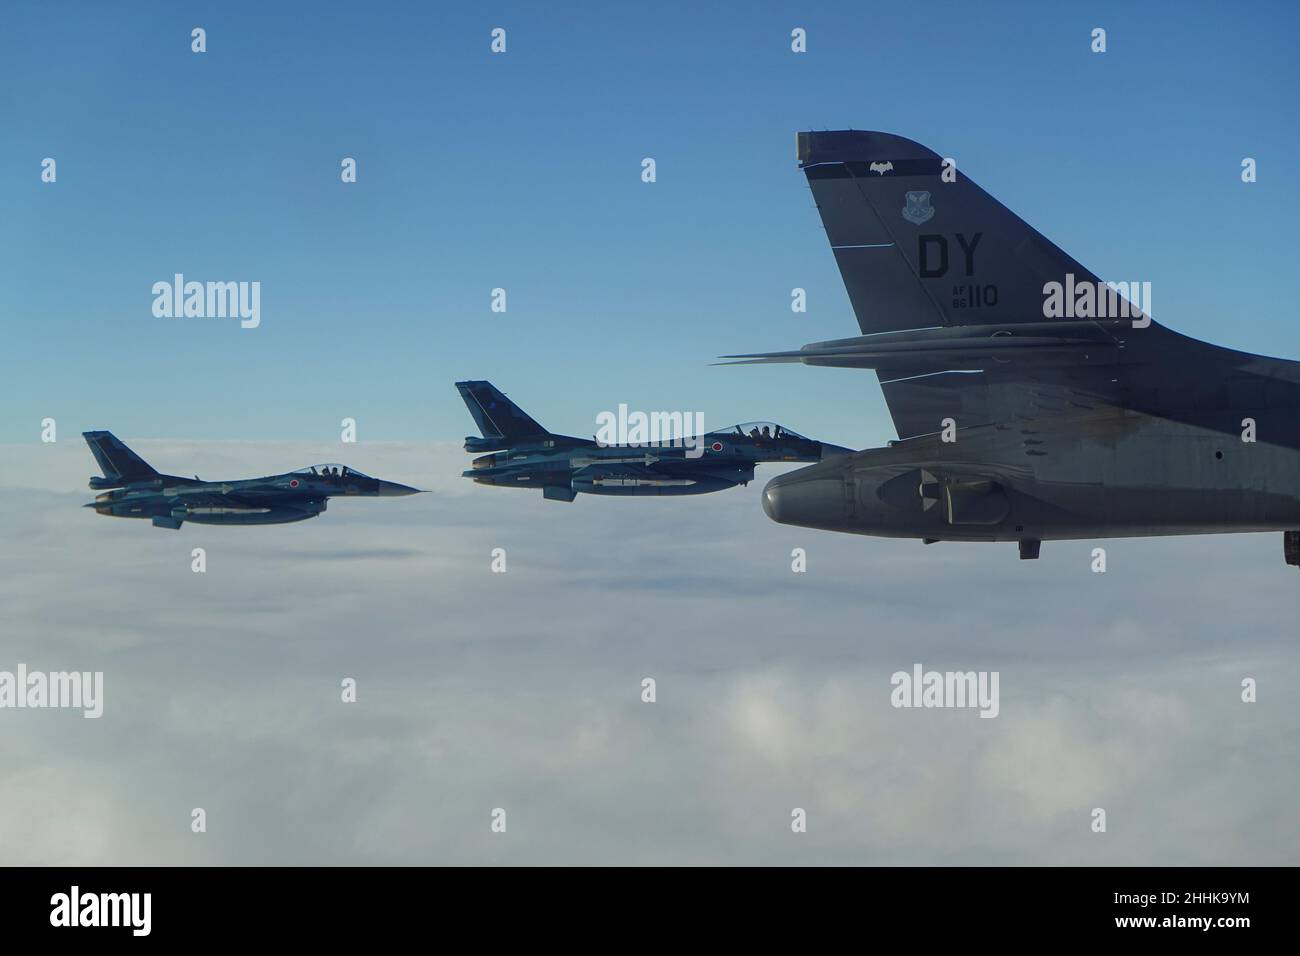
[1,439,1296,864]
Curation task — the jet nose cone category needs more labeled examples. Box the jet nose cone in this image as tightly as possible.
[762,478,783,523]
[377,480,423,497]
[819,443,855,459]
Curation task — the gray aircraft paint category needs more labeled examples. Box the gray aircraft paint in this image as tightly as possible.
[734,130,1300,563]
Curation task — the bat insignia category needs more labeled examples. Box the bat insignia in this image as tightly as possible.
[868,161,894,175]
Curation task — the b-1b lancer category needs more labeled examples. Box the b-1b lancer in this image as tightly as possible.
[456,380,850,501]
[83,431,421,529]
[727,130,1300,564]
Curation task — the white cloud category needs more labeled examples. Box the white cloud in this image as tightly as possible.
[0,440,1296,863]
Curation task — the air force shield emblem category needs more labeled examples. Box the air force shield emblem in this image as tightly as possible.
[902,190,935,225]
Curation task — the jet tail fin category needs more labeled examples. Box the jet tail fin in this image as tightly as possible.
[797,130,1133,334]
[455,381,549,446]
[83,431,160,484]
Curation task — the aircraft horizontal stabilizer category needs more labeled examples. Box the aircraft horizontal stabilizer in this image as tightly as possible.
[721,321,1125,372]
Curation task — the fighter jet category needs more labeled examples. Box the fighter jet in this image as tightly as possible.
[456,380,850,501]
[82,430,421,529]
[727,130,1300,564]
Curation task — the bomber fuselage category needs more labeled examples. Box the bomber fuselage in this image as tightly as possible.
[764,404,1300,542]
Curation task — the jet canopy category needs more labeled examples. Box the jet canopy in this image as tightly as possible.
[711,422,808,440]
[292,464,373,479]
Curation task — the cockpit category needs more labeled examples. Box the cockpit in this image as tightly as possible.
[291,464,372,479]
[710,422,809,441]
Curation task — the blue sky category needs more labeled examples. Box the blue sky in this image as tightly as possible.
[3,0,1298,447]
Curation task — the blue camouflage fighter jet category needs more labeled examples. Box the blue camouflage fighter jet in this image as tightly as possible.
[456,380,852,501]
[83,431,422,529]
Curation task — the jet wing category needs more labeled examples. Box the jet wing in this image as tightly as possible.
[723,321,1131,440]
